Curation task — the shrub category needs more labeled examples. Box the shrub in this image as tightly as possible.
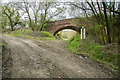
[40,31,54,38]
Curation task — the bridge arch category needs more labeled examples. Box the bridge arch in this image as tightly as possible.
[53,26,80,36]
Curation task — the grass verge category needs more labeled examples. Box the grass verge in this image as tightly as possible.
[67,34,118,70]
[5,29,56,40]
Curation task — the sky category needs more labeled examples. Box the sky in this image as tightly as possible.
[1,0,120,3]
[1,0,120,20]
[1,0,120,19]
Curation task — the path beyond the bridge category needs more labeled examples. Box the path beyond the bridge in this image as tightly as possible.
[2,35,115,78]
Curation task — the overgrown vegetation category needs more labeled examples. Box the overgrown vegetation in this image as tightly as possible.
[67,34,118,70]
[71,2,120,44]
[71,14,119,45]
[67,2,120,71]
[7,29,56,40]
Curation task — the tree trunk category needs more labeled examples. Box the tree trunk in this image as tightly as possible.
[118,14,120,78]
[39,23,44,31]
[102,2,111,43]
[11,25,14,31]
[113,1,115,17]
[28,13,32,27]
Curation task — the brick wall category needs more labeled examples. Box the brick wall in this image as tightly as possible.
[46,18,73,33]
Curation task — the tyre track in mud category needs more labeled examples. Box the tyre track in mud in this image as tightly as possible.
[2,35,67,78]
[2,35,116,78]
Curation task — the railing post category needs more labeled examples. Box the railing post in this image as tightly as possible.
[81,28,82,39]
[84,28,85,39]
[81,26,85,39]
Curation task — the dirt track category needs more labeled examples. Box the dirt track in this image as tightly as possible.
[2,35,116,78]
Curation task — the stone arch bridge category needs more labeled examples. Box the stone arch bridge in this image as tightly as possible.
[46,18,90,36]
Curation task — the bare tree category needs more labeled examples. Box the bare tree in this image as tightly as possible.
[69,0,119,43]
[2,3,21,31]
[30,2,41,25]
[102,2,111,43]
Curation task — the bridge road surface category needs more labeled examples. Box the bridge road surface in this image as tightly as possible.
[2,35,115,78]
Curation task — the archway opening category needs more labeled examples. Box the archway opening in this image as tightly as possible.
[57,29,77,40]
[53,26,79,35]
[53,26,80,40]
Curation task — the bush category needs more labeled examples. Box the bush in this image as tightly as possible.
[9,29,56,40]
[40,31,54,38]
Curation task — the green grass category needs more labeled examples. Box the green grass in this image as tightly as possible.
[7,29,56,40]
[9,29,33,35]
[67,34,118,70]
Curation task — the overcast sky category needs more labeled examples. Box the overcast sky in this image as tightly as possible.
[1,0,120,20]
[1,0,120,3]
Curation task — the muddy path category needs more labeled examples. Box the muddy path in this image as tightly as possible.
[1,35,117,78]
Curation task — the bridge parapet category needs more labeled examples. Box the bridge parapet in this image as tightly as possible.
[46,18,88,35]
